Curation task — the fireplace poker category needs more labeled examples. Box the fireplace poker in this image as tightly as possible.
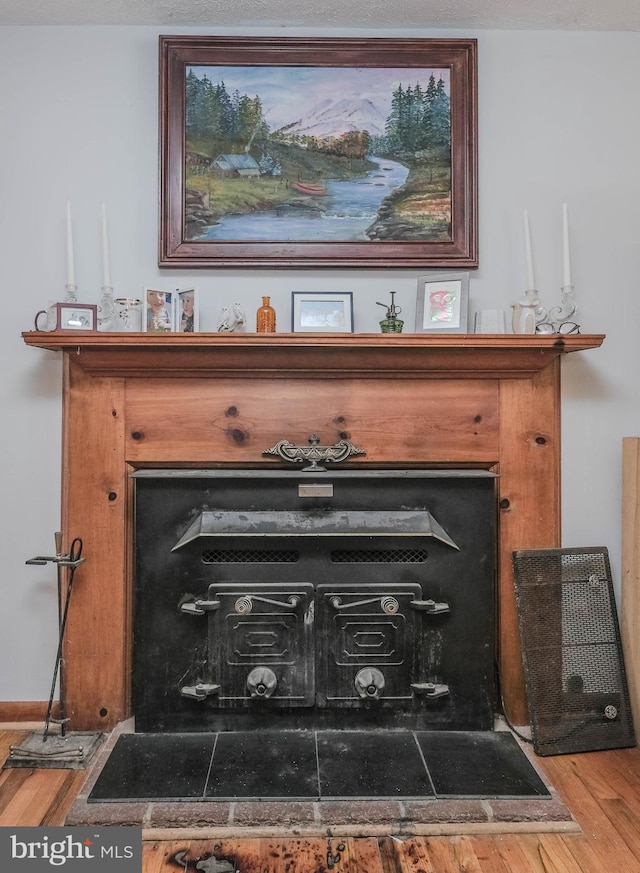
[25,533,84,741]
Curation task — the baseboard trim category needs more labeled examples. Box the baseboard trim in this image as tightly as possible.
[0,701,59,723]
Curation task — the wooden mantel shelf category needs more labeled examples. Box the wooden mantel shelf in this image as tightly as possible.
[22,331,604,379]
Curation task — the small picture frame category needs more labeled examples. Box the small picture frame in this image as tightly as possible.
[174,288,198,333]
[291,291,354,333]
[144,288,173,333]
[54,302,97,332]
[415,272,470,333]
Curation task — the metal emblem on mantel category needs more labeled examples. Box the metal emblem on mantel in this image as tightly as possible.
[263,433,366,472]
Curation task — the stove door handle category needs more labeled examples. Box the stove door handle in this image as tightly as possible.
[180,599,221,616]
[410,599,450,614]
[411,682,450,699]
[179,683,221,700]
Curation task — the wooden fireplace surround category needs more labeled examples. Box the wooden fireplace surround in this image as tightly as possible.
[23,331,604,731]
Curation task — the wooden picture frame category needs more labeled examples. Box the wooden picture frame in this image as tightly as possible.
[415,272,470,333]
[54,302,97,332]
[159,36,478,269]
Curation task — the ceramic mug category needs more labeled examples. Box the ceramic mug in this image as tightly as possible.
[34,304,57,331]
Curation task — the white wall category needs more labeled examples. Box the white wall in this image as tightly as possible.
[1,24,638,701]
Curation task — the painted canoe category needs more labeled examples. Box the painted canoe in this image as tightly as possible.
[292,181,328,196]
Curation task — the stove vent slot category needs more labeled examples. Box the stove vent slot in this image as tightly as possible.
[331,548,428,564]
[202,548,299,564]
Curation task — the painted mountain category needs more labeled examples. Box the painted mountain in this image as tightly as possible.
[277,96,387,138]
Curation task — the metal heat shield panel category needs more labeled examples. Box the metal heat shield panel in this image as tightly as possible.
[513,547,636,755]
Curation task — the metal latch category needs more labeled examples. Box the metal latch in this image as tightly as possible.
[411,682,450,699]
[180,599,221,616]
[410,599,450,615]
[179,683,221,700]
[330,595,399,614]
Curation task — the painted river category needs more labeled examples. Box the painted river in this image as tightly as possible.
[195,156,409,242]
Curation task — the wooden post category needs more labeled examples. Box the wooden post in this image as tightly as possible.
[622,437,640,733]
[61,356,129,730]
[498,362,561,726]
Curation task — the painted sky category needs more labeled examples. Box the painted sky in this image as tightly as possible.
[188,65,450,132]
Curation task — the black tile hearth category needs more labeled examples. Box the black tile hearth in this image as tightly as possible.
[416,730,549,797]
[205,731,319,801]
[88,729,549,805]
[317,730,435,799]
[88,732,217,802]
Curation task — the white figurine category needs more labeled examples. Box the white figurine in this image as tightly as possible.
[217,307,232,331]
[217,303,246,332]
[232,302,246,330]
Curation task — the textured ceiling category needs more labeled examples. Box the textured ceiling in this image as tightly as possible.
[2,0,640,30]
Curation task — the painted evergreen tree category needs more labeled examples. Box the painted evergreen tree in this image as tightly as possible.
[185,70,267,145]
[384,75,450,155]
[431,77,451,152]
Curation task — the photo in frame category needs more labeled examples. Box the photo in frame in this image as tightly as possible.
[291,291,354,333]
[159,36,478,269]
[174,288,199,332]
[144,288,174,333]
[415,272,469,333]
[53,303,97,332]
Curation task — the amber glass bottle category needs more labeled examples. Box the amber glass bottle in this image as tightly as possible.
[256,296,276,333]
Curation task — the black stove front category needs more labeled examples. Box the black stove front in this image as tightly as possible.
[133,470,496,733]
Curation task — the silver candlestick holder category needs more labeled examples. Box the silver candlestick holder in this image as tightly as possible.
[536,285,580,334]
[64,283,78,304]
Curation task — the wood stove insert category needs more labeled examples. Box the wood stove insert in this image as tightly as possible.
[133,468,496,732]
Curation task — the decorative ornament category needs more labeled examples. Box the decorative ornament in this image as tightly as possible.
[263,433,366,472]
[217,302,247,332]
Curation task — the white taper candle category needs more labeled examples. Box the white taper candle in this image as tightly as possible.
[562,202,571,287]
[66,200,75,287]
[101,202,111,288]
[523,209,535,290]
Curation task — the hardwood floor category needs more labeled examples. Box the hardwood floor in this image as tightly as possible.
[1,729,639,872]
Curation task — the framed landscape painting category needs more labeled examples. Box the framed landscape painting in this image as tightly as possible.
[159,36,478,269]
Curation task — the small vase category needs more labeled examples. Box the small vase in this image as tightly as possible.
[256,296,276,333]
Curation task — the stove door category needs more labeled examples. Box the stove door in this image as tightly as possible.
[316,583,423,707]
[207,582,315,707]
